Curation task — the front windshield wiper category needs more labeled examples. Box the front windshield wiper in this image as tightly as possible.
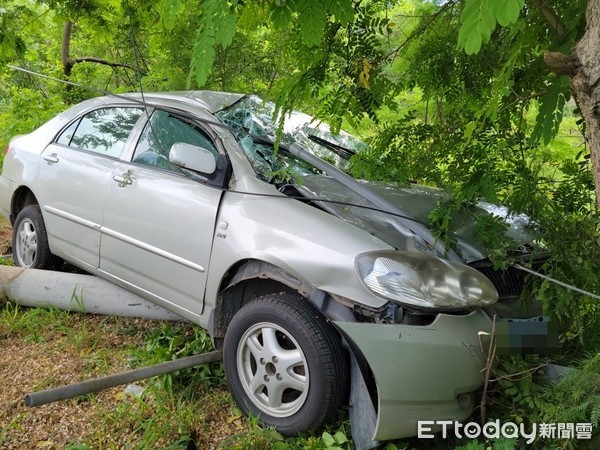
[307,134,356,160]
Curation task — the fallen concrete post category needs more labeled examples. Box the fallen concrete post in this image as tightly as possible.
[25,350,222,407]
[0,266,184,321]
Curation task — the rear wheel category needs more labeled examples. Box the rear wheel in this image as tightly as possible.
[223,293,348,435]
[12,205,59,269]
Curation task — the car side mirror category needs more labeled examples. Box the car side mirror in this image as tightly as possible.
[169,142,217,175]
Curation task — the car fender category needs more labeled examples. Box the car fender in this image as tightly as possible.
[203,179,392,322]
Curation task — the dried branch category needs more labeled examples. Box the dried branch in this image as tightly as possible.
[479,316,497,425]
[70,57,146,74]
[488,363,549,383]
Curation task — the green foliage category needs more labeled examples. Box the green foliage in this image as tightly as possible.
[541,354,600,430]
[324,0,354,26]
[458,0,525,55]
[132,322,224,395]
[530,77,570,146]
[219,415,286,450]
[297,0,327,47]
[320,430,349,449]
[482,354,600,448]
[159,0,184,30]
[1,1,599,443]
[0,301,75,340]
[186,0,240,87]
[0,86,65,149]
[220,418,354,450]
[491,356,548,421]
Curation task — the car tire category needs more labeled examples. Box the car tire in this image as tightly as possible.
[12,205,60,269]
[223,293,348,435]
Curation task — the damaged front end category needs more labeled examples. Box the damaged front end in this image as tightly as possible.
[336,309,492,447]
[214,95,543,444]
[336,250,496,446]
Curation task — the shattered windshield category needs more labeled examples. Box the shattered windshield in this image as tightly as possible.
[231,134,321,183]
[216,96,367,182]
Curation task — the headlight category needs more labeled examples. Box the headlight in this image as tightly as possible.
[355,250,498,310]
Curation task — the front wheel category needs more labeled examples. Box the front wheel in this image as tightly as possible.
[12,205,59,269]
[223,293,348,435]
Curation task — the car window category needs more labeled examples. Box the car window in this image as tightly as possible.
[216,96,367,174]
[132,110,218,175]
[57,107,143,158]
[56,120,79,146]
[235,134,321,182]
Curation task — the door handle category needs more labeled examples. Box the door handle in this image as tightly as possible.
[43,154,59,165]
[112,172,133,187]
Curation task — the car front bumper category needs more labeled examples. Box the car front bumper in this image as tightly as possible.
[335,308,492,441]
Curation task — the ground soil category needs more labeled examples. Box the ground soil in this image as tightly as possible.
[0,217,247,448]
[0,314,246,449]
[0,216,12,256]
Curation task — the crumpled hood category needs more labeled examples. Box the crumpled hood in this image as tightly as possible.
[296,175,536,263]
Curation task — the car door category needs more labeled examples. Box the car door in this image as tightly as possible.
[99,109,224,316]
[39,106,144,269]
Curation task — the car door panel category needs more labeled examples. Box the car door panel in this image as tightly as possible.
[39,144,116,268]
[36,106,144,268]
[100,163,222,315]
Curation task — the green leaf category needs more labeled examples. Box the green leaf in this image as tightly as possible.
[187,0,239,87]
[215,12,237,47]
[298,0,326,47]
[464,121,477,139]
[189,36,216,87]
[324,0,354,26]
[322,431,335,447]
[495,0,524,27]
[160,0,184,30]
[458,0,496,55]
[333,431,348,444]
[271,3,293,29]
[530,78,569,146]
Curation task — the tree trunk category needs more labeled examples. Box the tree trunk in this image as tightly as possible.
[571,0,600,207]
[62,21,73,77]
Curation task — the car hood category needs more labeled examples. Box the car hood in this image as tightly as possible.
[296,175,536,263]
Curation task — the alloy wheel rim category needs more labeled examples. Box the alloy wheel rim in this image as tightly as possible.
[236,322,309,417]
[16,218,37,267]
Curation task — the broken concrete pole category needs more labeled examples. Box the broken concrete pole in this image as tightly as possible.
[0,266,184,321]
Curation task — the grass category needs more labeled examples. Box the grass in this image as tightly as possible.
[0,302,357,449]
[3,302,596,449]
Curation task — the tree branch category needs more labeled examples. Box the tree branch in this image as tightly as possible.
[383,0,458,62]
[62,21,73,77]
[70,57,147,74]
[529,0,565,36]
[544,51,576,76]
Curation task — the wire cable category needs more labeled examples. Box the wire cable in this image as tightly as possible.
[513,264,600,301]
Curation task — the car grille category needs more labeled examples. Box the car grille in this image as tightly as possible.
[471,256,548,299]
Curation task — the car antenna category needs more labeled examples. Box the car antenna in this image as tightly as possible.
[8,65,141,104]
[128,21,151,120]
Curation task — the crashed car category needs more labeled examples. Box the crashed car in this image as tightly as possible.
[0,91,542,444]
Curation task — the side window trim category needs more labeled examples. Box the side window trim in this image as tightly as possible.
[54,118,82,147]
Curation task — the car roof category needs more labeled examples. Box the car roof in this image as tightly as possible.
[119,90,246,114]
